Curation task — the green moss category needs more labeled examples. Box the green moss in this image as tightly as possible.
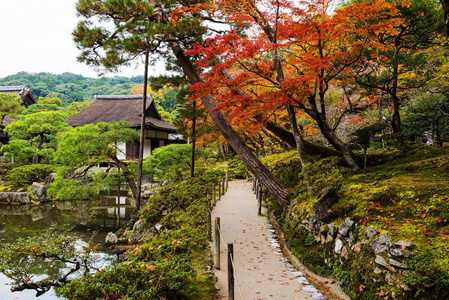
[267,145,449,299]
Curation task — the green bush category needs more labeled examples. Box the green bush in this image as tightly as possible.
[5,164,56,187]
[0,163,14,176]
[61,176,216,300]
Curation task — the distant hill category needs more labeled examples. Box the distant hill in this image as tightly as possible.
[0,72,144,106]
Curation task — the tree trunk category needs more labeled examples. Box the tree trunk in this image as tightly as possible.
[314,117,360,171]
[135,50,150,216]
[170,43,289,205]
[284,102,309,165]
[112,158,139,204]
[148,0,289,205]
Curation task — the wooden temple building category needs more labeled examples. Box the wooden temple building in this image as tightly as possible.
[0,85,36,145]
[67,94,177,160]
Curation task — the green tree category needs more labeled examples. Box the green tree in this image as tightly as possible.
[0,93,24,126]
[25,96,64,114]
[53,122,140,200]
[0,231,100,297]
[73,0,291,206]
[66,101,90,117]
[355,0,445,148]
[2,110,68,164]
[145,144,208,181]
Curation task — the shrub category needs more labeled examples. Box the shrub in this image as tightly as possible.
[5,164,55,187]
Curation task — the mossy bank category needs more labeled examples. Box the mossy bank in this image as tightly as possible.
[263,145,449,299]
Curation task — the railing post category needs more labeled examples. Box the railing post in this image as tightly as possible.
[225,172,229,190]
[212,184,216,205]
[218,179,222,201]
[214,217,221,270]
[258,184,263,216]
[222,176,226,195]
[228,243,234,300]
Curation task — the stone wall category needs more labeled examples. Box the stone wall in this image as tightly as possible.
[303,213,413,299]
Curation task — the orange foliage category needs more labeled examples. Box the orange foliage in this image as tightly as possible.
[177,0,405,136]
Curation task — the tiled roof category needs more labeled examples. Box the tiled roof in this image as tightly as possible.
[67,94,176,132]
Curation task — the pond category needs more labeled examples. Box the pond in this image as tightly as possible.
[0,192,134,300]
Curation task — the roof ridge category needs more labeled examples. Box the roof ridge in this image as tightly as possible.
[94,94,153,100]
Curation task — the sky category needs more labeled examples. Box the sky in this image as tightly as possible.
[0,0,154,79]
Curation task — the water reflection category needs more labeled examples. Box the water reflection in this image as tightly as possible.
[0,192,134,299]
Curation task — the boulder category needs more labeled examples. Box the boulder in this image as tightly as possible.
[312,292,328,300]
[303,285,318,293]
[335,238,343,254]
[312,188,337,222]
[370,233,391,253]
[0,192,29,204]
[375,255,396,272]
[128,220,155,244]
[105,232,118,244]
[44,173,57,185]
[30,182,48,201]
[365,227,378,239]
[338,222,350,236]
[389,258,408,269]
[395,240,412,248]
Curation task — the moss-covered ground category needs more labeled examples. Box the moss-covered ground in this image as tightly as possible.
[263,145,449,299]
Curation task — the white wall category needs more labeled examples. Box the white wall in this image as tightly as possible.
[117,142,126,160]
[143,139,152,159]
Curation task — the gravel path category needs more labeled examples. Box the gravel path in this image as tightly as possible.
[210,180,328,300]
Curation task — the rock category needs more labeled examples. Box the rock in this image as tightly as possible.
[345,217,354,228]
[142,190,153,198]
[335,238,343,254]
[389,258,408,269]
[338,222,350,236]
[44,173,57,185]
[297,277,309,285]
[365,227,378,239]
[291,271,304,277]
[312,188,337,222]
[390,248,413,258]
[141,183,152,191]
[30,182,48,201]
[373,267,383,274]
[320,233,326,244]
[326,234,334,243]
[303,285,318,293]
[385,273,396,285]
[370,233,390,253]
[328,223,335,236]
[128,220,152,244]
[0,192,29,204]
[105,232,118,244]
[312,292,328,300]
[341,246,348,258]
[395,241,412,248]
[352,242,362,253]
[375,255,396,272]
[310,213,318,224]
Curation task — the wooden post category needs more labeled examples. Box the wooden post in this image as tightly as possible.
[253,178,257,194]
[218,179,222,201]
[258,184,262,216]
[214,217,221,269]
[246,170,248,181]
[255,182,259,200]
[228,243,234,300]
[225,172,229,190]
[212,184,216,205]
[222,176,226,195]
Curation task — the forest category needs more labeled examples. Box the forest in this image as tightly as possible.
[1,0,449,299]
